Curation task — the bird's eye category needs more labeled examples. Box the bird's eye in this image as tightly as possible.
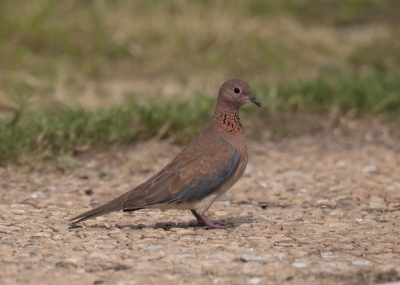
[234,87,240,94]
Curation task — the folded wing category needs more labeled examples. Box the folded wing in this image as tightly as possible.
[122,133,240,208]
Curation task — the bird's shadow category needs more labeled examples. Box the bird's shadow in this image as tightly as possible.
[117,215,256,231]
[69,215,256,231]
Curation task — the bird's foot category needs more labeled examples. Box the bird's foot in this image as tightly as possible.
[191,210,231,229]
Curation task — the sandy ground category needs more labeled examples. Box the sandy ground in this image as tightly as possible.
[1,132,400,285]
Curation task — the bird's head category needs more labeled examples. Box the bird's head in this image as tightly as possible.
[217,79,260,109]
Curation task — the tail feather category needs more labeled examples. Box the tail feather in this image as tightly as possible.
[69,196,125,225]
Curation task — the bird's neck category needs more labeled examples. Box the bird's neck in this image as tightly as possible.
[206,108,245,136]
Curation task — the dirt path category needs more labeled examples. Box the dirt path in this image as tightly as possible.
[1,134,399,285]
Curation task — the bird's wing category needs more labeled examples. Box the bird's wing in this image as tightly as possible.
[121,132,240,208]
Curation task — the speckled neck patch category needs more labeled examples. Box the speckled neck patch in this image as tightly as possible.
[216,112,244,134]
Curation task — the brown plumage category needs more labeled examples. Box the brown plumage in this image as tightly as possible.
[70,79,260,228]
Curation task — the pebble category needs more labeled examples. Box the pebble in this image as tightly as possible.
[240,254,264,263]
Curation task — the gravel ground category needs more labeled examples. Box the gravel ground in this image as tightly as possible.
[1,132,400,285]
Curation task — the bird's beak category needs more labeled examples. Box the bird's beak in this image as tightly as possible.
[248,95,261,107]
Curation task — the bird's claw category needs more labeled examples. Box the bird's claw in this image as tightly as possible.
[191,210,232,230]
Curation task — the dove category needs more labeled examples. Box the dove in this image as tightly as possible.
[70,79,260,229]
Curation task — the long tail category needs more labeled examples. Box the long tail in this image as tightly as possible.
[69,196,126,225]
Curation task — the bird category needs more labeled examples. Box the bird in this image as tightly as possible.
[70,79,260,229]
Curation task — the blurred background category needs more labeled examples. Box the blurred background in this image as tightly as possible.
[1,0,400,159]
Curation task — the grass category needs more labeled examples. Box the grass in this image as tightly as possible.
[0,1,400,160]
[0,95,215,160]
[1,72,399,160]
[258,73,400,113]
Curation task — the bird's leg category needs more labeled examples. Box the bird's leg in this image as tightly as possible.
[190,210,230,229]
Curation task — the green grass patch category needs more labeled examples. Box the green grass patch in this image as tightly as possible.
[0,96,215,160]
[256,73,400,113]
[1,72,399,160]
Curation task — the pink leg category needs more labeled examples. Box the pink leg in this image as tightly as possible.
[191,210,230,229]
